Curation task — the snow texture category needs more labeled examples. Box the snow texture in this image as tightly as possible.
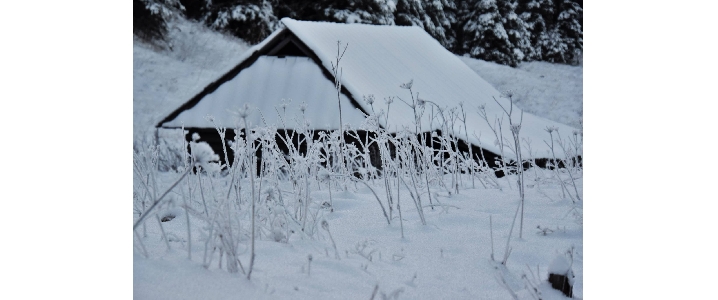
[133,18,251,141]
[548,254,570,274]
[189,141,219,167]
[548,254,575,286]
[458,56,582,129]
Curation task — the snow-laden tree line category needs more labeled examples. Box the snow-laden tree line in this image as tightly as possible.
[134,0,582,66]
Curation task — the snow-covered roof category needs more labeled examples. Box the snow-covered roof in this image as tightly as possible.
[160,18,578,158]
[160,56,368,130]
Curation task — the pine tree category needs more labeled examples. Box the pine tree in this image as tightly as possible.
[203,0,279,44]
[549,0,582,64]
[321,0,396,25]
[497,0,533,62]
[394,0,425,26]
[272,0,394,25]
[517,0,552,60]
[134,0,185,44]
[453,0,474,54]
[393,0,457,49]
[535,0,581,64]
[422,0,458,49]
[271,0,309,20]
[134,0,169,43]
[178,0,208,20]
[462,0,519,66]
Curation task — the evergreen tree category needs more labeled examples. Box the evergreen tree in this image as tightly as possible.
[134,0,169,43]
[394,0,425,27]
[270,0,302,20]
[497,0,533,62]
[422,0,458,49]
[156,0,582,65]
[538,0,581,64]
[134,0,185,44]
[551,0,582,64]
[462,0,519,66]
[394,0,457,49]
[320,0,395,25]
[272,0,394,25]
[203,0,279,44]
[453,0,475,54]
[517,0,552,60]
[178,0,208,20]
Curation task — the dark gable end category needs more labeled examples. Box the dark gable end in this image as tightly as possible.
[157,27,370,129]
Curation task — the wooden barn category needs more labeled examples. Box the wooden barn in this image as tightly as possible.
[156,18,577,169]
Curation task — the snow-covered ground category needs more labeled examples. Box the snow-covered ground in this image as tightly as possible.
[458,56,583,129]
[135,172,582,300]
[133,18,250,141]
[134,17,583,300]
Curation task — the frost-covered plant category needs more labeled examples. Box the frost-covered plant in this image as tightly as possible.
[477,103,513,188]
[330,41,349,180]
[134,74,583,283]
[492,90,526,238]
[553,130,582,202]
[543,126,581,203]
[238,105,258,279]
[133,144,193,233]
[458,102,479,188]
[321,220,341,260]
[393,130,426,225]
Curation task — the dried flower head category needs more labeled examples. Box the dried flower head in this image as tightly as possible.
[510,124,521,134]
[300,101,307,112]
[417,98,426,107]
[363,94,375,105]
[236,103,250,119]
[400,79,413,90]
[385,97,394,105]
[321,220,329,230]
[280,98,292,109]
[501,90,514,98]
